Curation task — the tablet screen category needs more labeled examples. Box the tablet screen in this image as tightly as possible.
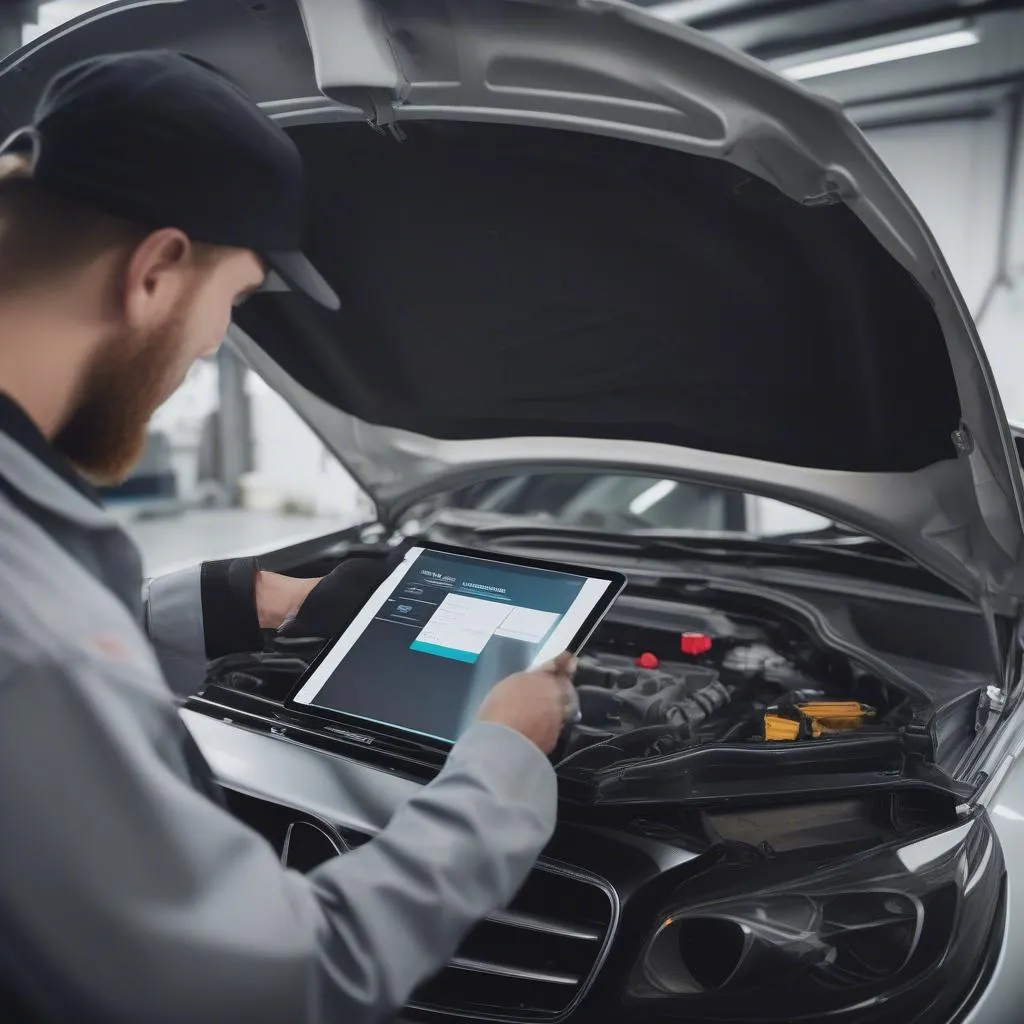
[288,545,622,744]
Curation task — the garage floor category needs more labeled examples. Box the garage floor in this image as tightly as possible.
[114,508,359,577]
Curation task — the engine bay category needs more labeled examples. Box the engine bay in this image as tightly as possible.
[560,591,915,771]
[200,558,953,785]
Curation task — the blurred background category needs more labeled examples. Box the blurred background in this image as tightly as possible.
[2,0,1022,573]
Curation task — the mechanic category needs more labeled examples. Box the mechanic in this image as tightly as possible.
[0,51,579,1023]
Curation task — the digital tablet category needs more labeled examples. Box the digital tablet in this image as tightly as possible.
[286,542,626,746]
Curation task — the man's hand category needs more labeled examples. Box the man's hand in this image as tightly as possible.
[254,571,322,630]
[477,652,580,755]
[270,558,391,638]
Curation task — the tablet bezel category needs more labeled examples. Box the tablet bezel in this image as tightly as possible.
[282,540,627,750]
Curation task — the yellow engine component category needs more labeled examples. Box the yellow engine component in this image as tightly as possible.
[763,714,801,741]
[763,701,876,742]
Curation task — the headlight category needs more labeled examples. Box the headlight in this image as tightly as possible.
[626,811,1003,1022]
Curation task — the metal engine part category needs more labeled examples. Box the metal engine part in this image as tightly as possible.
[574,657,731,733]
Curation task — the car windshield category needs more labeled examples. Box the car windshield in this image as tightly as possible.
[409,473,833,538]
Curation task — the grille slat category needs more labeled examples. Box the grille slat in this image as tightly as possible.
[487,908,602,942]
[450,958,580,986]
[412,864,615,1020]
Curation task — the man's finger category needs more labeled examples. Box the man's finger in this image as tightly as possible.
[541,651,579,677]
[561,675,582,724]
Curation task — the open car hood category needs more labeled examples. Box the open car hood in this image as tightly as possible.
[6,0,1024,614]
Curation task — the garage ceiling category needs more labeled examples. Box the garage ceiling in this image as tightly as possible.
[639,0,1024,125]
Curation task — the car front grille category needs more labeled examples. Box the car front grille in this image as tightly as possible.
[410,862,616,1021]
[223,788,617,1021]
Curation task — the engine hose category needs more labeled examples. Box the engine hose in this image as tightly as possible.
[557,678,735,769]
[555,722,687,770]
[664,680,732,729]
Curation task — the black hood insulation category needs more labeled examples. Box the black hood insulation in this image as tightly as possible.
[236,120,960,473]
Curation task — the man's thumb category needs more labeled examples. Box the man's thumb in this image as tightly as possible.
[542,651,578,676]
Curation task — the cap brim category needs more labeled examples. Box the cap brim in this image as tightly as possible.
[262,250,340,311]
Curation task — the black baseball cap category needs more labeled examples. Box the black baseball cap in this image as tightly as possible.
[0,49,338,309]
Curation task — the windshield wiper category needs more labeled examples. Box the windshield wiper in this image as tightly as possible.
[465,523,917,571]
[764,523,890,549]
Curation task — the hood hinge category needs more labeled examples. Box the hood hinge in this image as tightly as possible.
[975,684,1007,734]
[324,84,404,138]
[972,599,1021,736]
[363,88,406,141]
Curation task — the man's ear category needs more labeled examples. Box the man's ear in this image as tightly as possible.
[121,227,193,328]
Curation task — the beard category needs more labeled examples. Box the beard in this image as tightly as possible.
[53,315,187,485]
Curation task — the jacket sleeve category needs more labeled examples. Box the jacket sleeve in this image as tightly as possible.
[143,557,263,698]
[0,648,558,1024]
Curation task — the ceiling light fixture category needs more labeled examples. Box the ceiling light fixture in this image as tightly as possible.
[629,480,678,516]
[780,28,980,81]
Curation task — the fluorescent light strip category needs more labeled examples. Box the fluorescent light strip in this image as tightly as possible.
[782,29,980,81]
[629,479,678,516]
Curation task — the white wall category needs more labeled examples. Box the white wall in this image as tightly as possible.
[150,360,219,502]
[244,374,371,519]
[148,359,369,520]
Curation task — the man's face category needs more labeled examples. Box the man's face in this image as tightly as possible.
[54,245,265,484]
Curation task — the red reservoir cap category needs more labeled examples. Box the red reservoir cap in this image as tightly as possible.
[636,652,660,670]
[681,633,713,656]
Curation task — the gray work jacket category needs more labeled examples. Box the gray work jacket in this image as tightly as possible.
[0,398,557,1023]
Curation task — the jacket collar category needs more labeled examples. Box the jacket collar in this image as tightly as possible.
[0,394,114,529]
